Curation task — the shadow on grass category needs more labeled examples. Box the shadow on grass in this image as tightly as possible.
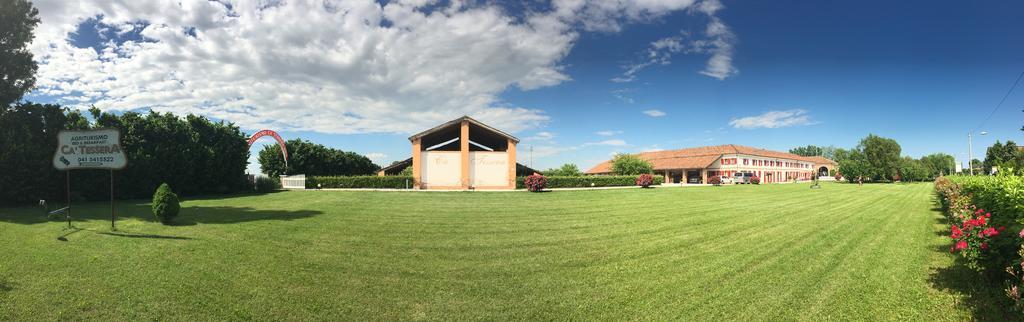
[98,232,193,240]
[0,201,321,226]
[928,265,1013,321]
[0,277,12,293]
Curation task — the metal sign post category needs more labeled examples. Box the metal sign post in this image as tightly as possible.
[52,128,128,232]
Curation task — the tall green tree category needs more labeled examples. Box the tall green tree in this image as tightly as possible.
[258,139,380,177]
[0,0,40,106]
[919,153,955,178]
[610,153,653,175]
[857,134,902,181]
[897,157,929,182]
[543,163,582,176]
[983,140,1022,175]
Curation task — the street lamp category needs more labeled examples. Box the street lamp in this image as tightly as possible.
[968,131,988,175]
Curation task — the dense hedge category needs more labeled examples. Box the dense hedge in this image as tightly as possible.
[948,176,1024,224]
[0,104,250,205]
[307,176,414,189]
[939,175,1024,310]
[515,175,665,189]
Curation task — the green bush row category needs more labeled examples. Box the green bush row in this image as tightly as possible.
[942,175,1024,275]
[947,176,1024,223]
[515,175,665,189]
[307,176,414,189]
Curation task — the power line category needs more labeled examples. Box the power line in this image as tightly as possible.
[975,70,1024,131]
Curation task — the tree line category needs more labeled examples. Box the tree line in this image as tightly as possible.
[790,138,956,183]
[257,139,380,177]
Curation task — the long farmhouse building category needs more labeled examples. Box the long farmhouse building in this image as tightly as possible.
[586,144,837,184]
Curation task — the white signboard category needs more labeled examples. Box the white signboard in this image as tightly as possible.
[53,128,127,170]
[955,161,962,173]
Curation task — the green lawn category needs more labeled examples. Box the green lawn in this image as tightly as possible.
[0,183,1010,320]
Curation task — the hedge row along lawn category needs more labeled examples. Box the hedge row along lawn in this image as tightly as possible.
[0,183,1011,319]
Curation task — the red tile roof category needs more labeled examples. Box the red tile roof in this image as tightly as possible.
[585,144,835,174]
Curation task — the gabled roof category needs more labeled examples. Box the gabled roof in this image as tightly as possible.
[408,116,519,143]
[585,144,836,174]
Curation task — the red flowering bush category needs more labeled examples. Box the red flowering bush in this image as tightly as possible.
[834,172,842,181]
[949,208,1005,270]
[635,173,654,188]
[524,174,547,192]
[749,175,760,185]
[709,176,722,186]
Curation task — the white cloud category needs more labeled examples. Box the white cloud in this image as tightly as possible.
[643,109,666,117]
[595,130,622,136]
[365,152,388,163]
[729,109,815,129]
[525,131,555,141]
[612,0,737,82]
[28,0,711,135]
[641,145,665,152]
[584,139,627,146]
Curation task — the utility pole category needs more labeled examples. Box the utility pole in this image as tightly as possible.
[968,131,988,175]
[969,132,974,175]
[529,145,534,168]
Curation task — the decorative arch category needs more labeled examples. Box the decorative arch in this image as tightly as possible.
[248,129,288,168]
[818,166,830,177]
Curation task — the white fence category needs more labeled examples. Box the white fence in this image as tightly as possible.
[280,174,306,189]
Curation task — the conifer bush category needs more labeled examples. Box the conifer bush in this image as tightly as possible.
[152,183,180,225]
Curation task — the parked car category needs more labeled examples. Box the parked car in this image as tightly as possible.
[717,175,733,185]
[733,172,753,184]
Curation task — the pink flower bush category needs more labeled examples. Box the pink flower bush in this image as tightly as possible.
[524,174,547,192]
[948,207,1004,270]
[635,174,654,188]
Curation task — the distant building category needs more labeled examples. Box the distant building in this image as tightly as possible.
[586,144,837,184]
[380,116,539,190]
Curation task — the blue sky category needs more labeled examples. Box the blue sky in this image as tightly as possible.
[25,0,1024,173]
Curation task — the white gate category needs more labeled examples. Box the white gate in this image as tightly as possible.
[280,174,306,189]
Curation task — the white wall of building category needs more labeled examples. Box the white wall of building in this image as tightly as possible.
[421,151,461,187]
[469,152,509,187]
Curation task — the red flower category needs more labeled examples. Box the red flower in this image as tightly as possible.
[978,216,986,226]
[983,227,999,237]
[985,212,991,218]
[1019,229,1024,238]
[951,225,963,239]
[955,240,969,251]
[981,243,989,250]
[998,226,1006,232]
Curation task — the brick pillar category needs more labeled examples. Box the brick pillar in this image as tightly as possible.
[412,138,421,189]
[460,120,470,189]
[507,139,516,189]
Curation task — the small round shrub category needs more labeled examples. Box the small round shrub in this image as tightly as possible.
[152,183,180,225]
[524,174,547,192]
[636,173,654,188]
[709,176,722,186]
[834,172,843,181]
[749,176,761,185]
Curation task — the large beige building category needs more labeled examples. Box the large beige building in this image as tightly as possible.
[378,116,538,190]
[586,144,837,184]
